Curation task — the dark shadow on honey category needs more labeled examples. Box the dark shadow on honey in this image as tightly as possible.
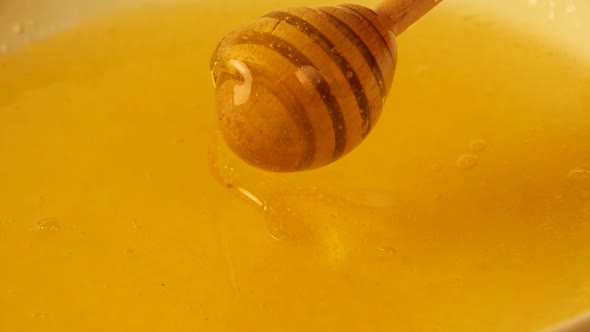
[209,8,590,331]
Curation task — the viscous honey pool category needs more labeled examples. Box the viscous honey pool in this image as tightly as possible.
[1,1,589,331]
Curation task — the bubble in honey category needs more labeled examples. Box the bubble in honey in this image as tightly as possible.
[32,312,47,319]
[379,245,396,254]
[568,168,590,179]
[35,218,61,231]
[469,139,488,152]
[456,154,479,169]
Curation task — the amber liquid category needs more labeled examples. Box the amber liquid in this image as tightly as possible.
[1,1,589,331]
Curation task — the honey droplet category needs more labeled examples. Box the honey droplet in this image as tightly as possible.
[456,154,479,170]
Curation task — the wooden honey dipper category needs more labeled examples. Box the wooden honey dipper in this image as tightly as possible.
[210,0,443,172]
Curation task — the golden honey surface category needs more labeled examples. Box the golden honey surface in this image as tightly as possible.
[1,1,590,331]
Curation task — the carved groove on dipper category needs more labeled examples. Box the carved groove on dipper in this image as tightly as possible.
[265,10,372,138]
[314,8,387,100]
[234,30,348,161]
[339,5,395,59]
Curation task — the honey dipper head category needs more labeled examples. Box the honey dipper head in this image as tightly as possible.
[210,5,397,172]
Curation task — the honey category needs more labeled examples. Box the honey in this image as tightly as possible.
[1,1,589,331]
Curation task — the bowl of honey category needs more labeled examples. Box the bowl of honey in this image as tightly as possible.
[1,0,589,331]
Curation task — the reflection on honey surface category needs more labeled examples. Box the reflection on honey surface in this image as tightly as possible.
[1,1,590,331]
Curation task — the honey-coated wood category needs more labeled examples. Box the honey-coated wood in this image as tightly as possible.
[210,0,443,172]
